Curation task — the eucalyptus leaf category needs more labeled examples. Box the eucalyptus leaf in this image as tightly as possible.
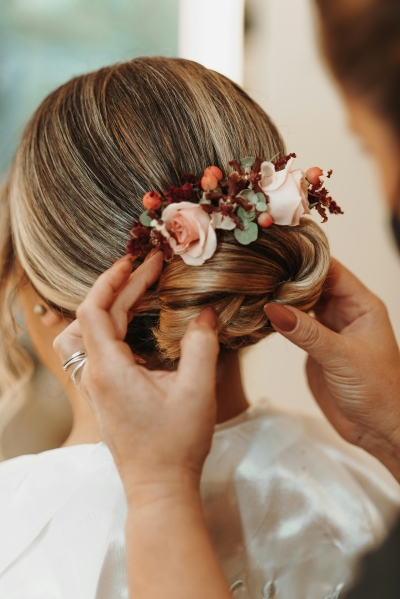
[238,206,256,221]
[234,221,258,245]
[256,192,266,203]
[237,188,258,204]
[139,211,152,226]
[240,156,256,171]
[256,201,267,212]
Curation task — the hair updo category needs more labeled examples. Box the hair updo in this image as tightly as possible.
[0,57,330,386]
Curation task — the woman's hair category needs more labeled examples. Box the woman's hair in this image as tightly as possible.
[315,0,400,138]
[0,57,329,401]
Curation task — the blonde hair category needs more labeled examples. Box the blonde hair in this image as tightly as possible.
[0,57,330,401]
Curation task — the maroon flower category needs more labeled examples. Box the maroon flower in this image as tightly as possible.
[126,222,153,258]
[272,153,297,171]
[164,182,199,204]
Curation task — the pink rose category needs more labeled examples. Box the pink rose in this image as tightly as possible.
[161,201,217,266]
[260,158,311,226]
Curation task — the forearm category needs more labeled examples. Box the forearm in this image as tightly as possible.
[125,482,231,599]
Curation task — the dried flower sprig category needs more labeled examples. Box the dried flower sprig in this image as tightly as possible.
[306,168,344,223]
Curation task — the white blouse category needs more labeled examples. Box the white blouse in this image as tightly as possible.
[0,401,399,599]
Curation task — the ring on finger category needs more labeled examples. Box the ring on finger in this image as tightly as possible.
[62,351,87,371]
[71,358,87,386]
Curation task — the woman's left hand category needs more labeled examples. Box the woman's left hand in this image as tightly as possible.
[55,254,231,599]
[53,251,220,503]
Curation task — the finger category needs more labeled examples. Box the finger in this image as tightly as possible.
[305,356,356,441]
[314,259,378,331]
[53,319,85,364]
[320,259,369,301]
[109,251,163,340]
[83,255,133,314]
[177,307,220,399]
[77,256,136,359]
[264,303,347,366]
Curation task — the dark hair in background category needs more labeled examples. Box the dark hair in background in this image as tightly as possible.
[316,0,400,138]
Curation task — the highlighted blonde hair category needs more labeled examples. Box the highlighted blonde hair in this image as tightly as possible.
[0,57,330,410]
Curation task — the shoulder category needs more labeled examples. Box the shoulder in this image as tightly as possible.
[208,400,400,523]
[0,442,115,491]
[0,443,126,581]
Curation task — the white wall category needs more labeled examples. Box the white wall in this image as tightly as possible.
[179,0,245,84]
[241,0,400,416]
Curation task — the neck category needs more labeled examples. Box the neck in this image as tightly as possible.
[62,351,249,447]
[215,351,249,424]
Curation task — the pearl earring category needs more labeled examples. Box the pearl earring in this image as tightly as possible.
[33,304,46,316]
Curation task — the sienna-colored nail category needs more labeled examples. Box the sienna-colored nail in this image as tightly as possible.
[196,307,218,331]
[264,303,298,332]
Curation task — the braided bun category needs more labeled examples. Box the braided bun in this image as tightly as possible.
[135,218,329,362]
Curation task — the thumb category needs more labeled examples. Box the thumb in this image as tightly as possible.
[177,307,220,398]
[264,303,343,366]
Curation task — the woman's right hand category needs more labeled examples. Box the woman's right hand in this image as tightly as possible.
[265,259,400,481]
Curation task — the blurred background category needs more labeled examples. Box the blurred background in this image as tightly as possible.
[1,0,400,458]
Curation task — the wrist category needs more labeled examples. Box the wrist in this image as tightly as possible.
[121,469,202,510]
[357,427,400,484]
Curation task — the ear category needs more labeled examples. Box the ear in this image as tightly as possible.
[40,307,64,327]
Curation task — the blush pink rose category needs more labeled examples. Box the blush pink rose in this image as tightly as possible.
[260,158,311,226]
[161,201,217,266]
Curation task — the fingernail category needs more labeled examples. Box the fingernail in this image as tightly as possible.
[144,248,160,262]
[264,303,298,332]
[196,307,218,331]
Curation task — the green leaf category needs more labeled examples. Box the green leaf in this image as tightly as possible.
[237,206,256,221]
[256,192,266,203]
[238,189,258,204]
[256,201,267,212]
[234,222,258,245]
[240,156,256,171]
[139,211,152,226]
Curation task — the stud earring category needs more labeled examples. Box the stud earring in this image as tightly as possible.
[33,304,46,316]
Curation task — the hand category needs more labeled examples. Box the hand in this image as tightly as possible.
[54,252,220,502]
[264,259,400,481]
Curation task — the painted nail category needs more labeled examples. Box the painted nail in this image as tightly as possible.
[196,307,218,331]
[264,303,298,332]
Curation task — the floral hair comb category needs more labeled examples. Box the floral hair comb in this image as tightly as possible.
[126,153,343,266]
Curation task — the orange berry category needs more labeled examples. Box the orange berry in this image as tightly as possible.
[306,167,323,185]
[142,191,162,210]
[204,166,223,181]
[257,212,274,228]
[201,174,219,191]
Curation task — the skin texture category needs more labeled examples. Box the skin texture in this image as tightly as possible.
[18,280,103,446]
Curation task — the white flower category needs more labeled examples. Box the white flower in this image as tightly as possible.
[260,158,311,226]
[211,212,237,230]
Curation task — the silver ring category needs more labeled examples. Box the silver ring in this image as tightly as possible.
[71,358,87,385]
[62,351,86,371]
